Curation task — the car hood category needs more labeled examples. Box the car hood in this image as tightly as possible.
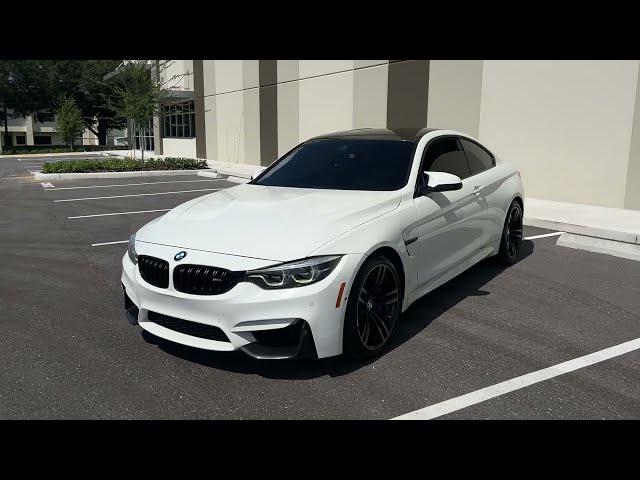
[137,183,402,261]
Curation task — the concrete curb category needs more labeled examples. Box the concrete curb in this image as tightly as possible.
[205,160,261,179]
[524,217,639,245]
[196,170,221,179]
[556,233,640,262]
[226,176,250,184]
[217,170,253,179]
[34,169,208,180]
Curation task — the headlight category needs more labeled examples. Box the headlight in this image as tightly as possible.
[244,255,342,289]
[127,234,138,264]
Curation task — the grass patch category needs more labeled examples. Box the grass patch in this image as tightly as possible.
[41,157,208,174]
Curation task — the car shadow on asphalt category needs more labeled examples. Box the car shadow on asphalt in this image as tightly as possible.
[141,240,534,379]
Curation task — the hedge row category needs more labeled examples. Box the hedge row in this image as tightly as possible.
[1,145,129,155]
[41,157,208,173]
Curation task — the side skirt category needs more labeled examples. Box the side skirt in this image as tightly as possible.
[402,245,495,311]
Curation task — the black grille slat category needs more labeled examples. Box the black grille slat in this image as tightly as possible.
[138,255,169,289]
[173,263,241,295]
[147,311,230,342]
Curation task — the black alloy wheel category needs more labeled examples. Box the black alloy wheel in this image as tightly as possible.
[498,200,523,265]
[344,256,401,359]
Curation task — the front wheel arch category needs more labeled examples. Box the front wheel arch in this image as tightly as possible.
[342,251,403,359]
[366,246,405,310]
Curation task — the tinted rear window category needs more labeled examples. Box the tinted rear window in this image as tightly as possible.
[253,138,415,191]
[460,138,494,174]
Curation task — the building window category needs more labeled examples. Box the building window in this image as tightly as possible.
[34,135,53,145]
[162,100,195,138]
[135,120,155,151]
[15,135,26,145]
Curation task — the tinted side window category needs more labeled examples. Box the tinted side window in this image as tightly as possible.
[460,138,494,175]
[422,138,471,180]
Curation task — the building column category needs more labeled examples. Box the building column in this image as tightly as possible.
[193,60,207,159]
[25,115,35,146]
[386,60,430,130]
[153,114,162,155]
[259,60,278,166]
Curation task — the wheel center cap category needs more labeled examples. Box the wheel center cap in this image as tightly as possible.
[366,299,374,311]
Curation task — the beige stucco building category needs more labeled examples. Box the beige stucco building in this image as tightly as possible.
[152,60,640,211]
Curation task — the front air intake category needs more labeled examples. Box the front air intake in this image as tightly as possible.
[147,311,230,342]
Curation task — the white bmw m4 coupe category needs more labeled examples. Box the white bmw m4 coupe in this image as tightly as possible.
[122,128,524,360]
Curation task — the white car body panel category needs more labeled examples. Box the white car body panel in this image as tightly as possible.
[122,129,524,358]
[136,184,402,261]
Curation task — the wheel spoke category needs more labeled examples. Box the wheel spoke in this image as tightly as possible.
[369,310,389,340]
[361,318,371,345]
[356,262,399,350]
[383,288,399,305]
[374,265,386,289]
[510,207,520,225]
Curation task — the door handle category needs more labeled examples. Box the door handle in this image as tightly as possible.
[473,185,484,195]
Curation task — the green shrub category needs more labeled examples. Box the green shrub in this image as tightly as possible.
[41,157,208,173]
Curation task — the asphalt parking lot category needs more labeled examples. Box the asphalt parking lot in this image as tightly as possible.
[1,154,639,419]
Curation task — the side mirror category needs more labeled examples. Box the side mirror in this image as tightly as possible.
[423,171,462,193]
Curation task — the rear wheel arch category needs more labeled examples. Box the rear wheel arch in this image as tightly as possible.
[512,195,524,212]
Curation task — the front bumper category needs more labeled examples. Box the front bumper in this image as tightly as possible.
[121,242,364,359]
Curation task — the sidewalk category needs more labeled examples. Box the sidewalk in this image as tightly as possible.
[524,198,640,245]
[524,197,640,261]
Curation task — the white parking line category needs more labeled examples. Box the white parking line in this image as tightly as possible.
[47,179,224,190]
[91,240,129,247]
[524,232,564,240]
[53,188,220,203]
[69,208,171,219]
[392,337,640,420]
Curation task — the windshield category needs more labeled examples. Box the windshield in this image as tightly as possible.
[252,138,416,191]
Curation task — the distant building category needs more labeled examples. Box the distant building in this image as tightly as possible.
[0,110,125,148]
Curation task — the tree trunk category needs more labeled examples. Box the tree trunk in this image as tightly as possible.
[130,119,135,160]
[2,103,10,154]
[97,122,108,146]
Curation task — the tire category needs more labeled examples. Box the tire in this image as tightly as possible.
[497,200,524,265]
[343,255,402,360]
